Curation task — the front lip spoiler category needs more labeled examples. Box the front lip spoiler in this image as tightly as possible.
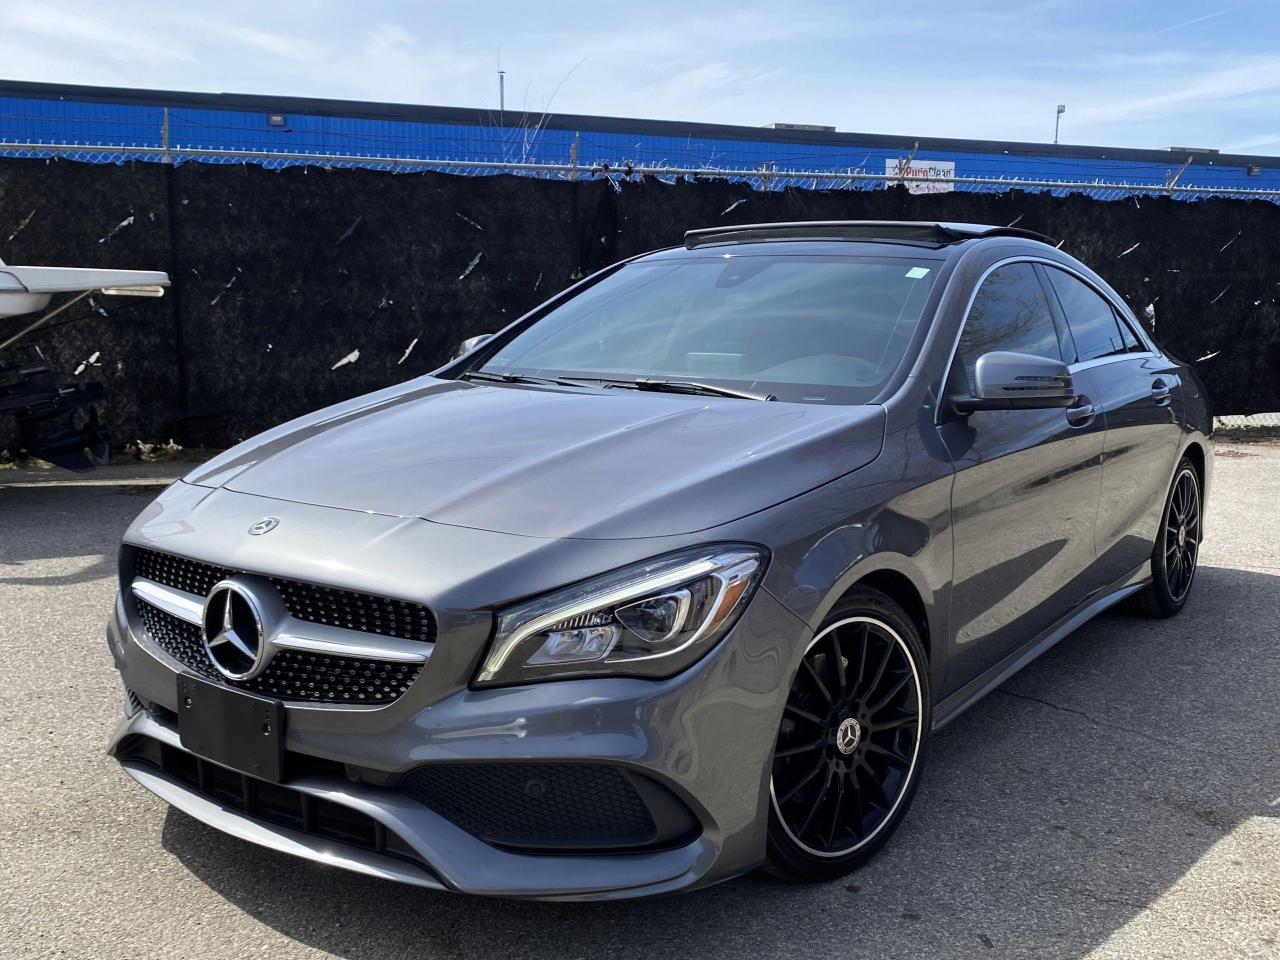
[117,759,446,891]
[110,711,718,900]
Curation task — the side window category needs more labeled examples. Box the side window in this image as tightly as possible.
[1044,267,1127,362]
[955,262,1062,391]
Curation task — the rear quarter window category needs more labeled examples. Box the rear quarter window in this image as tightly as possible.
[1044,267,1129,362]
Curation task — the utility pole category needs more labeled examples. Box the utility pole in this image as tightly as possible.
[1054,104,1066,145]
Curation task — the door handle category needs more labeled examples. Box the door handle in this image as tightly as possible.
[1066,398,1095,426]
[1151,378,1172,405]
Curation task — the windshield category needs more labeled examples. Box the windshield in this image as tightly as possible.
[478,252,942,404]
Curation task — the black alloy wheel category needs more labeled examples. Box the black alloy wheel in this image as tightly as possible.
[1163,466,1201,602]
[767,587,930,881]
[1133,457,1202,618]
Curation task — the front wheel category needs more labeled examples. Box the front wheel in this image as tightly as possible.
[766,587,931,882]
[1132,458,1202,618]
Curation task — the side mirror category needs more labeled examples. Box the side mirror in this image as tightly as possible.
[452,333,492,360]
[953,351,1076,413]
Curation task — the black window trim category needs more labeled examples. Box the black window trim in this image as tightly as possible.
[934,254,1158,424]
[935,256,1069,422]
[1037,261,1154,366]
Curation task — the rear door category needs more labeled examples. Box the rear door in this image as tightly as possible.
[937,261,1107,689]
[1040,265,1182,583]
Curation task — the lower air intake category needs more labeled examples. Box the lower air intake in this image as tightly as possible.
[399,763,698,852]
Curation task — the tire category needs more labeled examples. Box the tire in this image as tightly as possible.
[766,586,931,882]
[1131,457,1202,619]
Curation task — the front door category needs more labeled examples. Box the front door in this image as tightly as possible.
[937,261,1107,694]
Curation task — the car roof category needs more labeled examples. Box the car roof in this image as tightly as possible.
[679,220,1055,251]
[636,239,957,263]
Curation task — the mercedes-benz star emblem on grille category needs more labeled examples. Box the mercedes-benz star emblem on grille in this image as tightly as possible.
[201,580,271,680]
[248,516,280,536]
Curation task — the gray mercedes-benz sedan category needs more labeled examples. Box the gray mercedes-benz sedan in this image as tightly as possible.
[107,221,1212,900]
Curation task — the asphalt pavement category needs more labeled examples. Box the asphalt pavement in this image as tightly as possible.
[1,446,1277,960]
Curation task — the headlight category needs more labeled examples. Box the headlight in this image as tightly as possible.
[474,544,767,686]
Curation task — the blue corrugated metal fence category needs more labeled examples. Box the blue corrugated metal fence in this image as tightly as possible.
[4,90,1279,200]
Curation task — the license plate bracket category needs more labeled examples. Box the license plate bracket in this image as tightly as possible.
[177,673,285,783]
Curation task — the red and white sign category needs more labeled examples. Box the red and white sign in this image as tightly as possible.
[885,158,956,194]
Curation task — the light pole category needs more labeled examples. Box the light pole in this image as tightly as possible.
[1054,104,1066,145]
[497,68,507,159]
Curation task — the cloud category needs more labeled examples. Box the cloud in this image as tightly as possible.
[314,23,484,105]
[648,62,786,103]
[1070,57,1280,125]
[5,1,194,63]
[200,23,327,62]
[0,37,119,86]
[1220,132,1280,152]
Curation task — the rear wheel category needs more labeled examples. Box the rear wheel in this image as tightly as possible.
[1132,458,1202,618]
[766,587,931,881]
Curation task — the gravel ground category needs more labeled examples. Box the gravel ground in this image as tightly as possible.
[1,446,1277,960]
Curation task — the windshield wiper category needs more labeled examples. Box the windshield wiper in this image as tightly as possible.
[630,378,776,401]
[462,370,568,387]
[470,371,775,401]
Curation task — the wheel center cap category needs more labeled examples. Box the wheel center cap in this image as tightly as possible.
[1177,525,1188,548]
[835,717,862,755]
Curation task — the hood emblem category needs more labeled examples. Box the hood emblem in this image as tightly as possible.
[201,580,271,680]
[248,516,280,536]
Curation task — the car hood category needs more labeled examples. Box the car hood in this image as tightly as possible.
[186,378,886,540]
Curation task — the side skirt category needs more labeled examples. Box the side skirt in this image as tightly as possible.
[932,562,1151,731]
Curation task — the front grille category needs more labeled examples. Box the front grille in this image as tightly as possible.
[399,763,665,851]
[248,648,421,704]
[136,601,423,704]
[132,548,436,645]
[271,578,435,644]
[137,600,218,679]
[117,735,429,872]
[135,549,226,598]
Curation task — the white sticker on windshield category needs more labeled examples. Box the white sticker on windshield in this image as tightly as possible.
[905,266,931,279]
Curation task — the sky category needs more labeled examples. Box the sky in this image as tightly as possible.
[3,0,1280,154]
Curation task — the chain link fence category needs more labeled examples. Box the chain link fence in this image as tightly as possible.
[5,140,1280,204]
[1215,412,1280,432]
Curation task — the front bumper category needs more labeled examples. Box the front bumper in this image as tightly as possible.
[107,579,809,900]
